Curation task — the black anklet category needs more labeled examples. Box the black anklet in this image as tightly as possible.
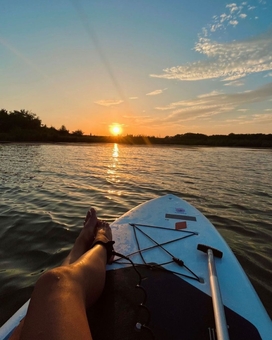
[91,239,115,263]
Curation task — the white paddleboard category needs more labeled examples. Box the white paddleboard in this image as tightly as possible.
[1,194,271,339]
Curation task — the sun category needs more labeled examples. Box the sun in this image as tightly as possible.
[109,124,123,136]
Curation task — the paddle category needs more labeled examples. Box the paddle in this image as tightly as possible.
[197,244,230,340]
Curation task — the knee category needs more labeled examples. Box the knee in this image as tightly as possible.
[35,267,74,292]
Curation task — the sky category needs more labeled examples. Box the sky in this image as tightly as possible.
[1,0,272,137]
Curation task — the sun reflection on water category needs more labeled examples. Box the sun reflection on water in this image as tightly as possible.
[112,143,119,158]
[106,144,121,197]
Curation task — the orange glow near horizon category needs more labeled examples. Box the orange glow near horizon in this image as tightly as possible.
[109,123,123,136]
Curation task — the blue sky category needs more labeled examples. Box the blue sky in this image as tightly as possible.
[1,0,272,136]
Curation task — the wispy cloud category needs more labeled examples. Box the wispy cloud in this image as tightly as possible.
[94,99,123,106]
[122,114,150,126]
[150,83,272,125]
[123,114,150,119]
[146,88,167,96]
[205,2,257,35]
[197,90,222,98]
[214,112,272,127]
[249,113,272,124]
[151,30,272,82]
[229,20,239,26]
[155,105,176,111]
[216,107,272,126]
[150,2,272,83]
[129,97,138,100]
[224,80,244,86]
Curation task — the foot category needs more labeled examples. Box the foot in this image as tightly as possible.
[94,220,113,243]
[81,207,99,246]
[91,220,115,263]
[62,208,98,265]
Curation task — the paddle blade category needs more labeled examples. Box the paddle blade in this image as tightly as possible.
[197,244,223,258]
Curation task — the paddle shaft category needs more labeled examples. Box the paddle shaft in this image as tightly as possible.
[208,249,230,340]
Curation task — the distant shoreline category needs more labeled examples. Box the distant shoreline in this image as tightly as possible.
[1,110,271,148]
[1,133,272,148]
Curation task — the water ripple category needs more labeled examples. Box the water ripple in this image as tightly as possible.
[0,143,271,325]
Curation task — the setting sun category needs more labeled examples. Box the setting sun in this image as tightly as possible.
[109,124,123,136]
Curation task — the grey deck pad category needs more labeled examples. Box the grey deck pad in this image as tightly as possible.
[87,265,261,340]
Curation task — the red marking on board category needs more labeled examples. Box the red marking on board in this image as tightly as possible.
[175,221,187,229]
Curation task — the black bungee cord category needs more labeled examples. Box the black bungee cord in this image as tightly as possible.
[112,250,155,339]
[124,223,201,282]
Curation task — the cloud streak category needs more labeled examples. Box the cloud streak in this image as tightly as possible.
[94,99,123,106]
[146,88,167,96]
[151,82,272,124]
[224,80,244,86]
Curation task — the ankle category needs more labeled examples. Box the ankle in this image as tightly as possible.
[91,235,115,264]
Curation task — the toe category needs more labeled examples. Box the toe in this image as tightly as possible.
[90,207,96,217]
[84,208,97,226]
[84,209,90,224]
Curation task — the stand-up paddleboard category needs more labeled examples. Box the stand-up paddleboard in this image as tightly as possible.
[1,195,271,339]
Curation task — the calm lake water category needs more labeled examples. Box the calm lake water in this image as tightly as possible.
[0,143,272,326]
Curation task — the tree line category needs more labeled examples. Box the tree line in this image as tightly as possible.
[0,109,272,147]
[0,109,84,142]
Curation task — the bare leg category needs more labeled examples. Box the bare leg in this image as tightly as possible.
[11,209,112,340]
[10,208,100,340]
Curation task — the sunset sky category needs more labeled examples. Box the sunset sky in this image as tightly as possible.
[1,0,272,136]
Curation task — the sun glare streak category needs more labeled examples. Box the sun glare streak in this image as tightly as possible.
[0,35,49,80]
[71,0,127,103]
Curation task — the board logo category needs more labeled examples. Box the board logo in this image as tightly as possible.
[175,207,186,213]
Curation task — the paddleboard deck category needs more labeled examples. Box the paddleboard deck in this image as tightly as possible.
[1,194,271,339]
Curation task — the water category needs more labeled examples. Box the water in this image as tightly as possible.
[0,143,272,326]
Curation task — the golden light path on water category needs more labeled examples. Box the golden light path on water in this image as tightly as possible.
[107,144,122,197]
